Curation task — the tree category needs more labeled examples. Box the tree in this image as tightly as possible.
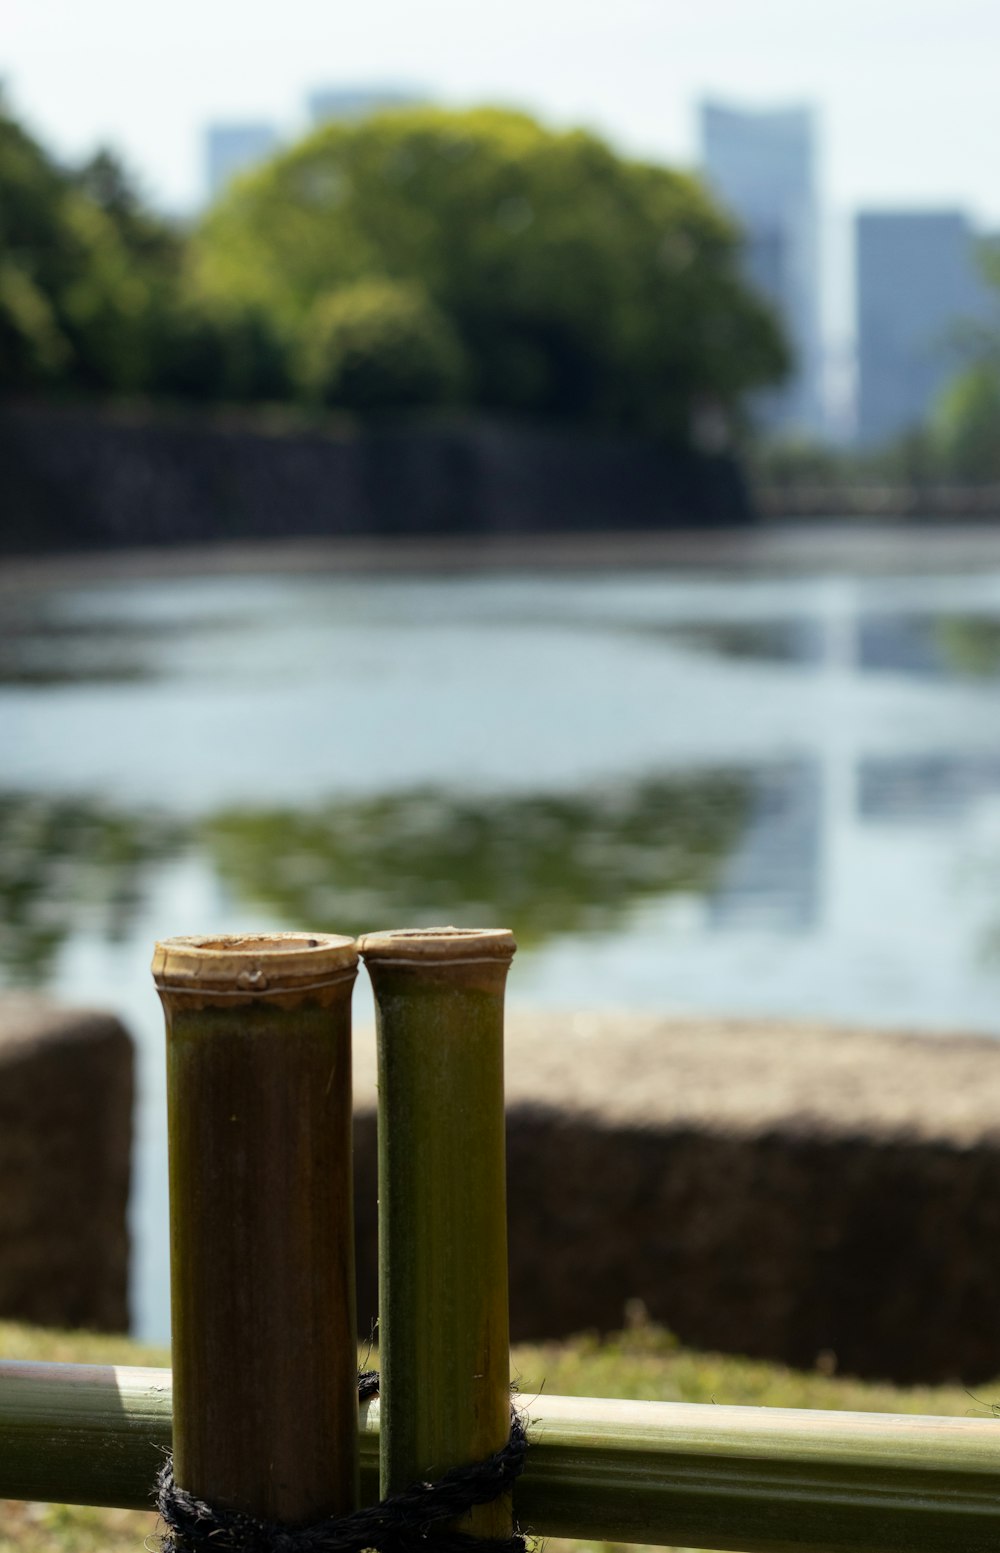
[922,235,1000,481]
[0,105,179,395]
[0,99,291,402]
[932,363,1000,481]
[301,279,465,409]
[0,101,85,390]
[194,107,789,441]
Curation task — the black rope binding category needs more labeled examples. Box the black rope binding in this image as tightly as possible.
[156,1371,529,1553]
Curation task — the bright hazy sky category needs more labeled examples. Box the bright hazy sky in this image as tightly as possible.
[5,0,998,220]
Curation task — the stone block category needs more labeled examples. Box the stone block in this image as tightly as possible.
[354,1013,1000,1383]
[0,995,132,1331]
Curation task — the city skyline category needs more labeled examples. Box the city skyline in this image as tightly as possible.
[203,84,428,201]
[693,102,993,444]
[204,121,280,200]
[855,211,990,446]
[700,101,824,439]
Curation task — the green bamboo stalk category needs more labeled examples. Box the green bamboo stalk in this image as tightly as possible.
[151,931,359,1525]
[358,926,516,1539]
[4,1366,1000,1553]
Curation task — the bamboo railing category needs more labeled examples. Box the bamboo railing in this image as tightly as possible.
[0,1362,998,1553]
[1,925,996,1553]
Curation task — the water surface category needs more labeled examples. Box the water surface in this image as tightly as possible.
[4,560,1000,1340]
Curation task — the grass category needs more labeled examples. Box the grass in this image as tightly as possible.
[513,1317,996,1414]
[0,1317,994,1552]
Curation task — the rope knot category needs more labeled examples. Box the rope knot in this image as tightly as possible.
[156,1372,529,1553]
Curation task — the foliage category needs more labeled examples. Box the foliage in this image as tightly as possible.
[0,96,787,433]
[194,106,789,438]
[0,106,99,390]
[931,361,1000,480]
[0,97,292,402]
[301,279,465,410]
[747,437,856,491]
[915,236,1000,481]
[0,103,178,395]
[144,298,294,402]
[749,423,981,495]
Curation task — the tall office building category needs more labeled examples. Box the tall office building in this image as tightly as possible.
[307,86,425,126]
[855,211,985,446]
[699,101,823,439]
[205,123,280,200]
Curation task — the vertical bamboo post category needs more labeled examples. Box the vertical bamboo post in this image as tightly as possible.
[151,931,359,1526]
[358,926,517,1538]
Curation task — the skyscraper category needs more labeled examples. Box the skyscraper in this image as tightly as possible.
[205,123,280,200]
[307,86,425,126]
[855,211,985,446]
[699,101,823,439]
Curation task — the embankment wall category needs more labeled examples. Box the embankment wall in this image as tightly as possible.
[0,402,752,554]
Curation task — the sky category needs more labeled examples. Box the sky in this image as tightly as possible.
[5,0,1000,221]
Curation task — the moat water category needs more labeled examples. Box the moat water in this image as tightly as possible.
[3,549,1000,1338]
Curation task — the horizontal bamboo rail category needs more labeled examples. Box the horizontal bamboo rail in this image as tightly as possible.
[1,1361,999,1553]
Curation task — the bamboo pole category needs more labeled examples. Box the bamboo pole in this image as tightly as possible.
[358,926,516,1539]
[4,1366,1000,1553]
[151,931,359,1525]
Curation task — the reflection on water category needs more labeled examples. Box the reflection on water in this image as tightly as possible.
[0,774,750,974]
[0,794,181,981]
[4,568,1000,1002]
[652,618,822,664]
[642,608,1000,679]
[935,616,1000,678]
[711,760,822,930]
[860,753,1000,821]
[0,599,163,687]
[0,595,257,687]
[204,773,749,943]
[859,613,1000,679]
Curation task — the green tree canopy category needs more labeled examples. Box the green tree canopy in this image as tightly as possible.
[193,107,789,439]
[301,278,465,409]
[0,98,292,401]
[932,361,1000,481]
[0,101,179,394]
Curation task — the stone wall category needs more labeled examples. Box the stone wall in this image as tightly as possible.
[353,1013,1000,1384]
[0,402,753,555]
[0,996,132,1331]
